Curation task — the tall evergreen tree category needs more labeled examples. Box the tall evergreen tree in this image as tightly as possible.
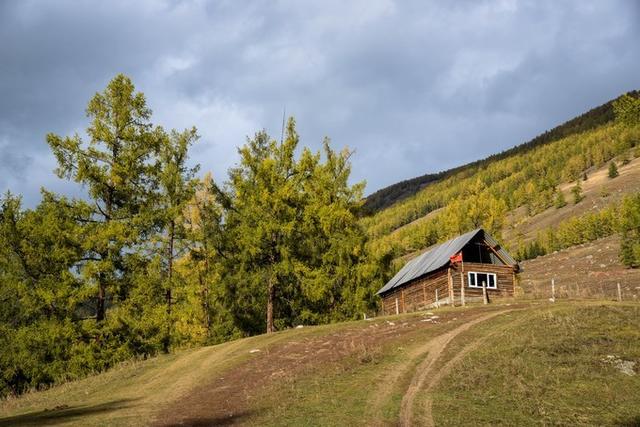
[216,121,304,333]
[214,119,377,334]
[47,74,161,321]
[155,128,200,351]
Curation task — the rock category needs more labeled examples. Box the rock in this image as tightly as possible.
[249,349,261,354]
[296,325,304,329]
[603,355,636,376]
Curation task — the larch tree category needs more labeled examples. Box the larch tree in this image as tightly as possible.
[155,127,200,351]
[47,74,161,322]
[217,121,304,334]
[571,180,584,204]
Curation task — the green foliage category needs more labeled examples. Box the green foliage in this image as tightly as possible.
[571,180,584,204]
[0,75,207,397]
[613,93,640,127]
[364,123,640,260]
[608,161,619,178]
[515,193,640,263]
[46,74,162,322]
[212,120,390,334]
[619,194,640,268]
[364,92,638,214]
[554,190,567,209]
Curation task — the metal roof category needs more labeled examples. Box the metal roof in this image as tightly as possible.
[376,228,517,296]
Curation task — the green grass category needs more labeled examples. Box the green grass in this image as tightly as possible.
[1,302,638,426]
[0,322,362,427]
[431,302,640,426]
[242,305,512,426]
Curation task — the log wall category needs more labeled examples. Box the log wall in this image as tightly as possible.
[381,263,516,315]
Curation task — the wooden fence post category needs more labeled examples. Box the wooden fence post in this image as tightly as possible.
[395,297,399,315]
[422,282,427,307]
[617,283,622,302]
[447,268,455,307]
[460,275,466,306]
[435,288,439,308]
[551,278,556,303]
[482,281,488,305]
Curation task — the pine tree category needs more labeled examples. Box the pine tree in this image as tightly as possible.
[608,161,619,178]
[154,128,200,351]
[554,190,567,208]
[571,181,584,204]
[214,122,303,334]
[47,74,161,322]
[214,118,375,333]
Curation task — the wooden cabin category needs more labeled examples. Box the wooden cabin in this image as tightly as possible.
[377,228,518,315]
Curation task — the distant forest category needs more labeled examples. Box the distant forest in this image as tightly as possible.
[363,91,640,214]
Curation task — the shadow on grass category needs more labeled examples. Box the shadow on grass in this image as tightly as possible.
[158,410,257,426]
[0,398,138,426]
[616,415,640,427]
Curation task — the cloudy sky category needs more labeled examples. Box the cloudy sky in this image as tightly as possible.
[1,0,639,206]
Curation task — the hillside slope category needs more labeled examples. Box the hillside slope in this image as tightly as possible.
[503,154,640,247]
[2,302,638,426]
[363,91,639,214]
[519,234,640,301]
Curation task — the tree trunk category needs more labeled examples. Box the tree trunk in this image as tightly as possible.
[266,274,275,334]
[97,279,106,322]
[200,273,211,336]
[164,221,175,352]
[167,221,174,312]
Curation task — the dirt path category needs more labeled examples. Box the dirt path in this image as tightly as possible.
[397,310,513,427]
[151,314,454,426]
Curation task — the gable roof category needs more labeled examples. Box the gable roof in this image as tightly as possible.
[376,228,517,296]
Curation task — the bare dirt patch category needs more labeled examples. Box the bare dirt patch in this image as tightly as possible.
[152,311,465,426]
[519,235,640,300]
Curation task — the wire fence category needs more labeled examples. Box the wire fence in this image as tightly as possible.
[518,277,640,301]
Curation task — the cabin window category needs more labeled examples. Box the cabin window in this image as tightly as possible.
[467,272,497,289]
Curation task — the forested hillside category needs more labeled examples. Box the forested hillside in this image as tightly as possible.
[363,91,640,214]
[362,93,640,271]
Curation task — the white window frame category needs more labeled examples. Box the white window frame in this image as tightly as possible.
[467,272,497,289]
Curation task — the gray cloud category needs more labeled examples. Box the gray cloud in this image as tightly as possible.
[1,0,639,206]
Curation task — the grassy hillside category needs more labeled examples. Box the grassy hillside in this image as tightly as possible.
[1,301,638,426]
